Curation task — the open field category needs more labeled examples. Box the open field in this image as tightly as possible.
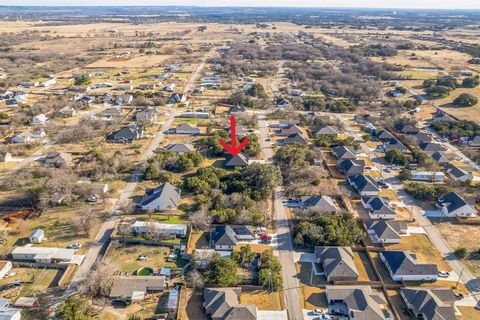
[108,244,181,273]
[240,290,284,310]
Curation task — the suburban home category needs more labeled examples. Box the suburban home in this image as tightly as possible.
[396,124,420,135]
[401,287,455,320]
[192,249,219,268]
[102,93,113,104]
[290,89,305,97]
[0,261,12,278]
[337,159,365,176]
[299,195,337,213]
[315,125,340,136]
[57,105,77,118]
[180,111,210,119]
[276,98,290,108]
[31,114,48,125]
[12,246,79,265]
[44,151,72,168]
[131,221,187,237]
[380,251,438,282]
[224,124,248,137]
[431,151,452,164]
[465,135,480,147]
[229,105,246,115]
[77,95,94,105]
[13,297,40,309]
[103,107,123,117]
[348,174,380,196]
[165,83,176,92]
[380,139,408,153]
[135,107,157,123]
[364,220,407,244]
[169,93,187,104]
[0,298,21,320]
[173,123,200,135]
[279,133,308,145]
[109,276,166,303]
[107,124,144,142]
[375,130,396,142]
[0,152,12,162]
[210,225,238,251]
[29,229,45,243]
[231,225,255,241]
[408,132,432,145]
[411,171,445,182]
[138,84,157,90]
[11,131,33,144]
[115,85,133,91]
[362,196,396,220]
[444,163,473,182]
[164,143,194,154]
[326,286,391,320]
[332,146,356,160]
[431,110,456,123]
[419,143,446,155]
[437,192,478,217]
[315,246,359,282]
[140,182,181,212]
[204,287,257,320]
[225,154,249,168]
[278,124,303,136]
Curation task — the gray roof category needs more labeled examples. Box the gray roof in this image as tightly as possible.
[376,130,395,141]
[364,220,407,242]
[204,287,256,320]
[326,286,388,320]
[401,287,455,320]
[107,124,143,142]
[380,251,438,278]
[383,139,407,152]
[225,154,249,167]
[211,226,238,247]
[315,247,359,281]
[109,276,166,298]
[348,175,380,194]
[300,195,336,211]
[338,159,365,176]
[362,197,396,217]
[437,192,472,214]
[141,182,181,207]
[431,151,451,163]
[444,163,470,179]
[419,143,445,152]
[279,124,303,136]
[332,146,356,159]
[316,125,340,135]
[229,105,246,114]
[282,133,308,145]
[164,143,194,154]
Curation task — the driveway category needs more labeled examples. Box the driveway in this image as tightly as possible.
[258,310,288,320]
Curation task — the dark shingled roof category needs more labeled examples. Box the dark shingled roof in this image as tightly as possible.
[401,287,455,320]
[380,251,438,277]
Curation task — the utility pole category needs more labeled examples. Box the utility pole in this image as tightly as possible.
[455,267,464,289]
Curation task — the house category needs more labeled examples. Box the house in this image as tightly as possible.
[115,85,133,91]
[380,139,408,153]
[164,144,194,154]
[397,124,419,135]
[44,151,72,168]
[0,261,12,278]
[57,106,77,118]
[299,195,337,213]
[114,94,133,106]
[204,287,257,320]
[465,135,480,147]
[180,111,210,119]
[419,143,446,155]
[389,90,403,98]
[290,89,305,97]
[11,131,33,143]
[31,114,48,125]
[332,146,356,160]
[326,286,391,320]
[437,192,478,217]
[167,287,179,315]
[0,298,21,320]
[225,154,249,168]
[165,83,176,92]
[408,132,432,145]
[103,107,123,117]
[375,130,395,142]
[279,133,308,145]
[401,287,455,320]
[12,246,78,264]
[135,107,157,123]
[138,84,157,90]
[278,124,302,136]
[173,123,200,135]
[444,163,472,182]
[431,110,456,123]
[315,125,340,136]
[192,249,218,268]
[315,246,359,282]
[364,220,407,244]
[102,93,113,104]
[169,93,187,104]
[380,251,438,282]
[131,221,187,237]
[337,159,365,176]
[0,152,12,162]
[13,297,40,309]
[431,151,452,164]
[29,229,45,243]
[140,182,181,212]
[210,226,238,251]
[224,124,248,137]
[109,276,166,303]
[362,196,396,220]
[276,98,289,108]
[77,95,94,105]
[107,124,144,142]
[411,171,445,182]
[348,175,380,196]
[229,105,246,115]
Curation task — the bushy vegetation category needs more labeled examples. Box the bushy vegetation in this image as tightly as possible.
[453,93,478,107]
[351,44,398,57]
[404,182,452,200]
[431,120,480,138]
[195,130,260,158]
[145,150,204,179]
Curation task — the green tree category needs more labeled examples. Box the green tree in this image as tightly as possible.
[74,74,91,86]
[384,149,411,166]
[425,85,452,98]
[206,255,238,287]
[453,93,478,107]
[273,143,311,169]
[462,77,479,88]
[55,296,93,320]
[398,168,412,181]
[246,83,268,98]
[454,247,468,259]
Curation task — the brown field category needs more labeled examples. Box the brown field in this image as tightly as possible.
[240,290,284,310]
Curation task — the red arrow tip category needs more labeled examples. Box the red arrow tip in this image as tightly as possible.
[219,115,249,156]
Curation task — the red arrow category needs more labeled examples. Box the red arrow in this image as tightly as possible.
[219,115,249,156]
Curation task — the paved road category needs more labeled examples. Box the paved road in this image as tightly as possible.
[258,112,304,320]
[271,60,285,95]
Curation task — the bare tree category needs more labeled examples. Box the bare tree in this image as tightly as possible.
[75,207,96,238]
[81,258,115,299]
[188,269,204,290]
[188,208,212,231]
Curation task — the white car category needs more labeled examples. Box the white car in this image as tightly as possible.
[438,271,450,278]
[68,243,82,250]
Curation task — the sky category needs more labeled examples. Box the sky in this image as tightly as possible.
[4,0,480,10]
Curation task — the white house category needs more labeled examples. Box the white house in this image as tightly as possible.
[12,246,78,264]
[411,171,445,182]
[140,182,181,212]
[29,229,45,243]
[380,251,438,282]
[31,114,48,125]
[0,261,12,278]
[437,192,478,218]
[174,123,200,135]
[0,298,21,320]
[131,221,187,237]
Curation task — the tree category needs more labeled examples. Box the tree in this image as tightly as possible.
[81,259,114,298]
[258,250,282,291]
[453,93,478,107]
[75,207,96,238]
[74,74,91,86]
[232,244,255,265]
[397,168,412,181]
[425,86,452,98]
[384,149,411,166]
[462,77,479,88]
[246,83,268,98]
[273,143,311,169]
[206,255,238,287]
[188,208,212,231]
[454,247,468,259]
[55,296,93,320]
[404,182,453,201]
[188,269,204,290]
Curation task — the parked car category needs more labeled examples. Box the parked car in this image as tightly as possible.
[68,243,82,250]
[438,271,450,278]
[454,293,465,300]
[138,256,148,261]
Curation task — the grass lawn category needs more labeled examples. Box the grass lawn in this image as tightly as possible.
[240,290,284,310]
[353,251,378,281]
[387,234,451,272]
[458,306,480,320]
[109,245,178,273]
[379,189,399,201]
[234,244,272,254]
[300,286,328,310]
